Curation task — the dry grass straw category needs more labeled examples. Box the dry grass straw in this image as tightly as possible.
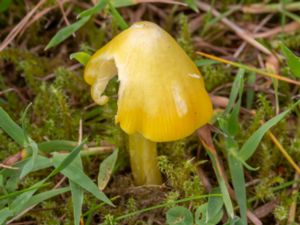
[197,51,300,86]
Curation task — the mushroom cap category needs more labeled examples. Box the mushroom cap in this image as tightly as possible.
[84,21,213,142]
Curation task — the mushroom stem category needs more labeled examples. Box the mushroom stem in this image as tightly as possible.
[128,133,162,185]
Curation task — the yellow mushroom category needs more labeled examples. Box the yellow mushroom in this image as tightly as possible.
[84,21,213,185]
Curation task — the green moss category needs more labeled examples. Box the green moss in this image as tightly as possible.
[273,204,288,223]
[182,176,205,199]
[290,122,300,160]
[0,48,51,78]
[103,214,116,225]
[177,14,194,57]
[1,2,300,224]
[27,199,73,225]
[201,64,231,92]
[255,176,284,201]
[272,32,300,50]
[242,94,293,177]
[0,130,20,160]
[158,139,205,200]
[283,33,300,50]
[164,191,180,209]
[31,83,75,140]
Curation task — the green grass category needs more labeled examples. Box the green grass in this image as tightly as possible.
[1,0,300,224]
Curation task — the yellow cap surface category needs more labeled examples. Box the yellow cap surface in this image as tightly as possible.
[84,21,213,142]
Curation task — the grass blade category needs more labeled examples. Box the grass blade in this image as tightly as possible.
[219,69,247,224]
[238,100,300,161]
[1,142,82,219]
[111,0,136,7]
[0,182,48,202]
[0,156,51,194]
[281,43,300,78]
[38,140,77,153]
[195,59,220,67]
[228,153,247,224]
[226,69,244,136]
[45,16,91,50]
[116,194,221,221]
[184,0,198,12]
[70,155,84,225]
[70,181,84,225]
[0,107,26,146]
[24,187,70,208]
[10,180,45,215]
[0,208,13,224]
[224,69,244,115]
[98,149,118,191]
[4,186,70,224]
[52,153,113,206]
[108,3,128,30]
[77,0,107,18]
[48,142,84,178]
[0,0,12,12]
[280,9,300,24]
[246,72,256,109]
[206,188,223,223]
[208,151,234,219]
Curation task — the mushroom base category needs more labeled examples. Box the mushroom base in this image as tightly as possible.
[128,133,162,185]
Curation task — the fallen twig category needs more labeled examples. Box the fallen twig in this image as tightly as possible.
[240,2,300,14]
[196,2,272,55]
[234,14,273,58]
[0,0,48,51]
[56,0,71,26]
[136,0,186,6]
[253,200,278,218]
[254,21,300,39]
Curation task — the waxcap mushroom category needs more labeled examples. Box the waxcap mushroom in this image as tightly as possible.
[84,21,213,142]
